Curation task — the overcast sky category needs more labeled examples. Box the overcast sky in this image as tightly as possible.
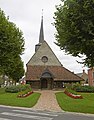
[0,0,88,73]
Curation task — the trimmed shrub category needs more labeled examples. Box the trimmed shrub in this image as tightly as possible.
[17,90,33,98]
[65,88,77,95]
[73,85,94,93]
[16,84,32,92]
[5,84,32,93]
[5,85,19,93]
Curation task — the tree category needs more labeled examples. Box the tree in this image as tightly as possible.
[0,76,3,87]
[0,8,25,82]
[5,56,25,84]
[54,0,94,67]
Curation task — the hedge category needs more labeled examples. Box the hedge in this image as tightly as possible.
[5,84,32,93]
[73,86,94,93]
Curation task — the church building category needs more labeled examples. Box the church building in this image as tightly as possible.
[25,16,82,89]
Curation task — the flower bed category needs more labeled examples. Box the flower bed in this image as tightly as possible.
[64,90,83,99]
[17,91,33,98]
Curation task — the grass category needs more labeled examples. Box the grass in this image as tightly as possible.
[0,88,6,94]
[56,92,94,114]
[0,88,41,107]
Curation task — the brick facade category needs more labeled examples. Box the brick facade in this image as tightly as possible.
[88,68,94,86]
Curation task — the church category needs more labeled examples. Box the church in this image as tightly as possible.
[25,16,82,89]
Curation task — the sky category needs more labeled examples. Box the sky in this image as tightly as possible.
[0,0,88,73]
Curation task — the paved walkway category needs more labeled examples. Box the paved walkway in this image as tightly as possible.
[32,90,63,112]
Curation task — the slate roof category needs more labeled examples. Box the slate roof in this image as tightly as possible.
[26,65,82,81]
[39,15,44,43]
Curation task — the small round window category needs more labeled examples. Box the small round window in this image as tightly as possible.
[41,56,48,63]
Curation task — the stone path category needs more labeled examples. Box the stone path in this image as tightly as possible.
[32,90,63,112]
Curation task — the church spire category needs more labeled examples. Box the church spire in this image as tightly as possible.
[39,9,44,43]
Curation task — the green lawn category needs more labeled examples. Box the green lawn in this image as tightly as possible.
[0,88,41,107]
[56,92,94,114]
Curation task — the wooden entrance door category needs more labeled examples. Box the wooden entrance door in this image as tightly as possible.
[41,79,47,89]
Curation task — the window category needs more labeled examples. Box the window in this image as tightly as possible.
[41,56,48,63]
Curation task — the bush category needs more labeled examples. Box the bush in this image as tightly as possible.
[65,88,77,95]
[5,85,19,93]
[18,89,33,98]
[73,85,94,93]
[5,84,32,93]
[16,84,32,92]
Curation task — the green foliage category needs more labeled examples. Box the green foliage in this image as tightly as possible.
[64,82,81,90]
[54,0,94,67]
[73,85,94,93]
[64,83,72,89]
[5,85,19,93]
[0,8,25,81]
[65,88,78,95]
[5,84,32,93]
[6,57,25,82]
[19,89,30,95]
[17,84,32,91]
[0,78,3,86]
[71,82,81,89]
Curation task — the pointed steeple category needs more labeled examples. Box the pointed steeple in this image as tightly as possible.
[39,10,44,43]
[35,10,44,52]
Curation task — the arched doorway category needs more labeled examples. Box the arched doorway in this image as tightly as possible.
[40,68,54,89]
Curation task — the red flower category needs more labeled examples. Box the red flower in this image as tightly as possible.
[64,90,83,99]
